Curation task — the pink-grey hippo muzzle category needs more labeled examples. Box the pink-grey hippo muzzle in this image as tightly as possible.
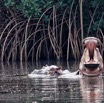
[79,37,103,76]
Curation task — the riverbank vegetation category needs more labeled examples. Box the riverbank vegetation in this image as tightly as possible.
[0,0,104,61]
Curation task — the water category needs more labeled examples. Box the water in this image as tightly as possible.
[0,61,104,103]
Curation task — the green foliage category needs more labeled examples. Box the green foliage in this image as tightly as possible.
[2,0,104,33]
[91,0,104,30]
[90,0,99,7]
[82,0,104,34]
[3,0,71,17]
[4,0,15,7]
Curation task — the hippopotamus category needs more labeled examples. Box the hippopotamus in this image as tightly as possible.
[28,37,103,78]
[79,37,103,76]
[28,64,80,78]
[28,65,63,78]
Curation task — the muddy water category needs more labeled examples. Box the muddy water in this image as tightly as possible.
[0,61,104,103]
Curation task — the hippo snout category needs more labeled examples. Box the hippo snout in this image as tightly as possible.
[79,37,103,76]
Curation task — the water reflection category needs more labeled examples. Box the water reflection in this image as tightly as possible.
[80,76,103,103]
[0,62,28,78]
[27,78,82,103]
[0,62,104,103]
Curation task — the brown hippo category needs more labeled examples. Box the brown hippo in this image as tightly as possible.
[79,37,103,76]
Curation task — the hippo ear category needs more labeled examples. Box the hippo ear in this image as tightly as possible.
[59,66,62,70]
[56,66,62,70]
[82,38,86,48]
[82,38,87,45]
[96,38,101,45]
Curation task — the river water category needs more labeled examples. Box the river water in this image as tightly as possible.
[0,61,104,103]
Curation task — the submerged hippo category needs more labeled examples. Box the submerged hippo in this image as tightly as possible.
[28,65,63,78]
[28,64,80,78]
[28,37,103,78]
[28,65,75,78]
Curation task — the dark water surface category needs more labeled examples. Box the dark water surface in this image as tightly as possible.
[0,61,104,103]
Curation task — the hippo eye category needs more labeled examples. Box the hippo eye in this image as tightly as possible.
[96,43,100,48]
[83,41,85,45]
[97,42,99,45]
[50,68,55,71]
[95,42,99,47]
[83,43,87,48]
[56,67,60,70]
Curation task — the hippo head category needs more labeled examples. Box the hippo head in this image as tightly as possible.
[48,65,62,77]
[79,37,103,76]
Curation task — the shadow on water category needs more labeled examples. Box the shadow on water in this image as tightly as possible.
[0,61,104,103]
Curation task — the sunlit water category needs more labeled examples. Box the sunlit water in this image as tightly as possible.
[0,61,104,103]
